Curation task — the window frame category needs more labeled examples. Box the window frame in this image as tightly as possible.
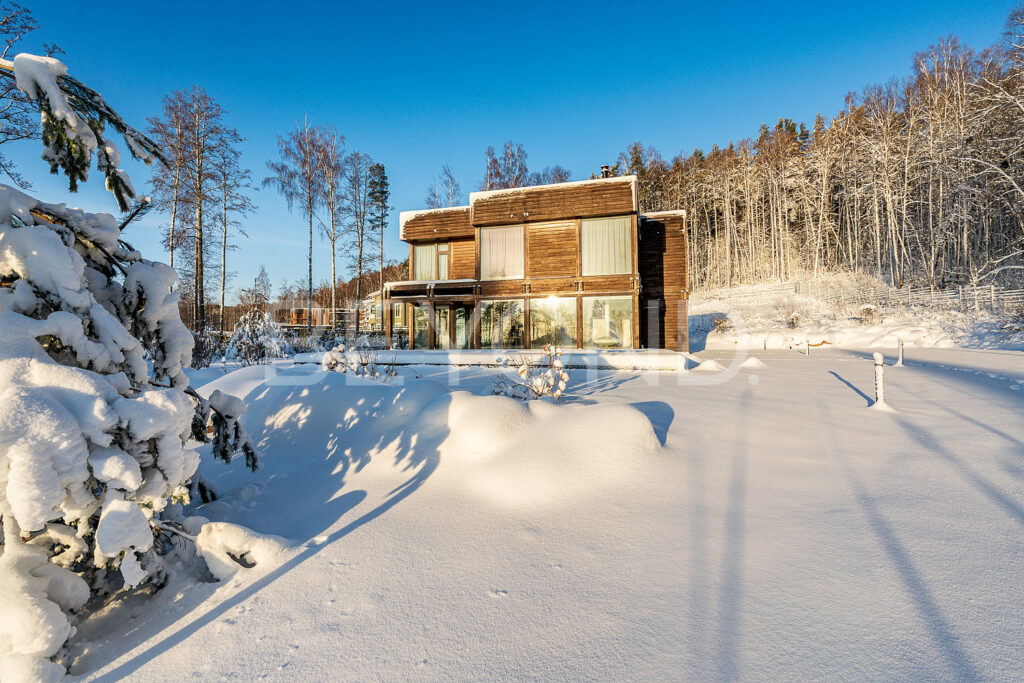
[479,298,525,349]
[413,241,451,281]
[581,294,634,349]
[528,296,578,348]
[479,225,525,281]
[580,215,633,277]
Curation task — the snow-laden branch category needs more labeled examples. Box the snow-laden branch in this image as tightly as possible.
[0,54,167,211]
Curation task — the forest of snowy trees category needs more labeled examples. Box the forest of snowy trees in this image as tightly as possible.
[608,12,1024,292]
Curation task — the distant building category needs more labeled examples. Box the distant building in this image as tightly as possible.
[384,175,688,351]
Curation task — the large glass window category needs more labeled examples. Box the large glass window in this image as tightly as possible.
[582,296,633,348]
[480,226,524,280]
[414,244,436,280]
[412,304,429,349]
[480,299,524,348]
[529,297,578,348]
[581,216,631,276]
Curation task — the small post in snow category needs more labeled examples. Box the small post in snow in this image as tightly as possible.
[873,352,886,407]
[805,339,810,356]
[895,338,904,367]
[763,337,767,351]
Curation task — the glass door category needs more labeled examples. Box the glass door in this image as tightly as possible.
[454,305,471,349]
[434,305,450,349]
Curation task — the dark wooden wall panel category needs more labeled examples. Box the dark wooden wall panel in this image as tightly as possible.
[472,179,635,227]
[639,213,688,351]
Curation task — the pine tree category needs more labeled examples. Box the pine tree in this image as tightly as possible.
[367,162,391,295]
[0,52,258,678]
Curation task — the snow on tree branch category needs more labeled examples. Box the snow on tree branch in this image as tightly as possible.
[4,53,167,211]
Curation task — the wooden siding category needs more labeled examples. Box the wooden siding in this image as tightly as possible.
[471,179,636,227]
[449,238,475,279]
[639,213,688,351]
[579,274,634,293]
[528,278,577,295]
[401,206,473,242]
[479,280,524,297]
[527,221,577,278]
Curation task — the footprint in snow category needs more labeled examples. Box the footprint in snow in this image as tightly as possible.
[489,589,508,598]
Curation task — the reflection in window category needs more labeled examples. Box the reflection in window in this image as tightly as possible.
[529,297,577,348]
[480,226,524,280]
[434,305,450,350]
[480,299,524,348]
[582,296,633,348]
[581,216,631,276]
[412,304,429,349]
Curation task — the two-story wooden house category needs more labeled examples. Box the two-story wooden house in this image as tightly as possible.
[383,175,688,352]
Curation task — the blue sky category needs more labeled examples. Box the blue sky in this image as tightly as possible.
[10,0,1016,299]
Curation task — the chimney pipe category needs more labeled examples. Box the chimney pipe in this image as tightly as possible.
[600,164,610,178]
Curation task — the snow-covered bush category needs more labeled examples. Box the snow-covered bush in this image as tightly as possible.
[0,52,258,678]
[224,310,289,366]
[321,344,397,383]
[492,345,570,400]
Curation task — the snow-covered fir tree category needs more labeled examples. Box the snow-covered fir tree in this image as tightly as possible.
[224,309,289,366]
[0,53,258,680]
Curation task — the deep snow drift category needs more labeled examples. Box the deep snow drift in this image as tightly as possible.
[64,347,1024,680]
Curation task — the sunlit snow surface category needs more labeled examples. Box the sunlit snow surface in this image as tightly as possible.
[67,348,1024,681]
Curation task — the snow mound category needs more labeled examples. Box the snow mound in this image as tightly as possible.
[692,359,726,372]
[195,522,291,581]
[740,357,767,369]
[440,391,661,509]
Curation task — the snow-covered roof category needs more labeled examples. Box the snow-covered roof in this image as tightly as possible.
[644,209,687,219]
[468,175,637,204]
[385,278,477,289]
[399,205,470,230]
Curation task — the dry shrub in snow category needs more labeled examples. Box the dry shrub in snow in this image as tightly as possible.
[493,345,570,400]
[712,314,734,333]
[0,52,259,678]
[224,309,289,366]
[321,343,397,383]
[859,304,880,324]
[775,297,802,329]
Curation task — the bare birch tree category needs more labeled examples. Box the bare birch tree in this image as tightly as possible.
[265,117,321,332]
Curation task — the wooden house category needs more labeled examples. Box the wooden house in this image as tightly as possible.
[384,175,688,351]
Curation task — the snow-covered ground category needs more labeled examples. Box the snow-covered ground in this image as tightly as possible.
[60,343,1024,681]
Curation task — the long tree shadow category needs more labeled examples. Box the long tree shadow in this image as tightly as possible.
[816,401,980,680]
[715,388,752,680]
[78,373,452,680]
[830,351,1024,527]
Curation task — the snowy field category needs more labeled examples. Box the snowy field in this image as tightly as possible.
[65,347,1024,681]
